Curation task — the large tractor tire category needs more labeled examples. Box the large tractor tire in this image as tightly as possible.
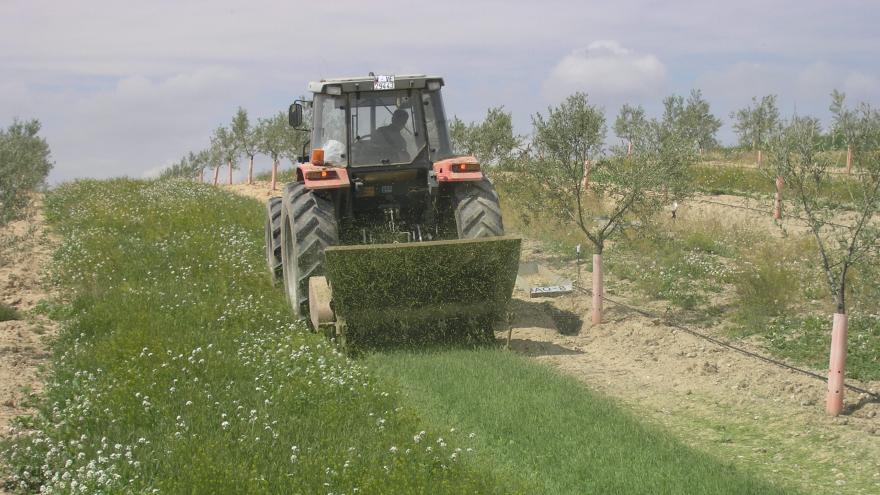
[264,197,283,285]
[280,182,339,318]
[452,178,505,239]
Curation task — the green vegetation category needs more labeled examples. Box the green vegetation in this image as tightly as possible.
[324,237,520,349]
[0,302,21,322]
[369,349,797,495]
[1,179,514,493]
[0,119,53,225]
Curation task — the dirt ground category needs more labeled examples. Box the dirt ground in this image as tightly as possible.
[509,239,879,494]
[228,180,879,494]
[0,197,59,494]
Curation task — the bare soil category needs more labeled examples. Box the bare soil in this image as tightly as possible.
[0,197,59,494]
[230,181,880,494]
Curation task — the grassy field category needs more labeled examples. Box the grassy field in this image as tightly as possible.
[369,349,797,495]
[2,179,514,493]
[1,179,801,493]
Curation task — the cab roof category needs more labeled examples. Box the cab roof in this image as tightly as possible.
[307,74,445,94]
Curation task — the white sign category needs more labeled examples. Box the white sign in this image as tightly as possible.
[373,75,395,90]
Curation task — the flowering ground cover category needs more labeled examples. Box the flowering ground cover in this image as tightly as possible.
[1,179,515,493]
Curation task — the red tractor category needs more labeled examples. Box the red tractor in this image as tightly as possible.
[265,74,519,344]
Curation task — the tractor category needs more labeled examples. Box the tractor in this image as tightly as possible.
[264,74,520,346]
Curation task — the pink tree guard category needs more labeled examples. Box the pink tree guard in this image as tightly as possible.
[248,156,254,185]
[212,166,220,186]
[627,142,633,156]
[270,160,278,191]
[581,160,592,190]
[592,254,603,325]
[826,313,848,416]
[757,149,763,167]
[846,146,853,175]
[774,176,784,220]
[227,161,233,185]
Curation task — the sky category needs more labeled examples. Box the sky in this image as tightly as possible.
[2,0,879,183]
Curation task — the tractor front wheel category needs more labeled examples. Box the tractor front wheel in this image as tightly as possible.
[280,183,339,318]
[452,178,505,239]
[265,197,283,285]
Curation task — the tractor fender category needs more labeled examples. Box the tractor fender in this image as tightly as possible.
[433,156,484,183]
[297,163,350,190]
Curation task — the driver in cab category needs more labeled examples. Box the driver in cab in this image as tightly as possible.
[374,109,409,162]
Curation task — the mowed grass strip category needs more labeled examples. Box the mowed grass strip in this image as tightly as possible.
[1,179,518,494]
[369,349,800,495]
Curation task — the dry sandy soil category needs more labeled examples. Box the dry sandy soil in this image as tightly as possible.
[229,180,879,494]
[0,197,59,494]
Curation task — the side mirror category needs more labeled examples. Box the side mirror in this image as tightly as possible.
[289,103,303,128]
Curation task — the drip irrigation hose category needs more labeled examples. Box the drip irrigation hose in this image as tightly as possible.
[571,284,880,401]
[692,198,852,230]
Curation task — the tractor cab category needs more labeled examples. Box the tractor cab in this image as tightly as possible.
[289,75,455,169]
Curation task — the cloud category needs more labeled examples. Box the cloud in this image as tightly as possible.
[542,41,667,103]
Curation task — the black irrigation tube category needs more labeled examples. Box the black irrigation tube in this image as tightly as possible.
[692,198,853,230]
[570,284,880,400]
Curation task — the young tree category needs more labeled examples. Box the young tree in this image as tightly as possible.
[829,89,857,174]
[682,89,722,153]
[613,104,648,155]
[208,130,226,186]
[509,92,695,324]
[448,107,520,167]
[211,126,238,185]
[766,106,880,416]
[732,95,781,162]
[0,119,53,225]
[659,90,722,154]
[256,112,292,191]
[232,107,259,184]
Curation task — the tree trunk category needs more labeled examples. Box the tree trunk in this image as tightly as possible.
[825,312,848,416]
[248,156,254,184]
[626,142,633,156]
[774,176,784,220]
[846,146,853,175]
[591,253,603,325]
[199,169,204,183]
[271,159,278,191]
[227,161,233,185]
[757,149,763,167]
[212,166,220,186]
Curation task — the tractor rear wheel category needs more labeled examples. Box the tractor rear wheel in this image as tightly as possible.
[452,178,505,238]
[265,197,283,285]
[280,182,339,318]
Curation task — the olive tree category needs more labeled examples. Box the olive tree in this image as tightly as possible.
[210,126,238,185]
[613,104,648,155]
[256,112,295,191]
[232,107,259,184]
[0,119,53,225]
[766,106,880,415]
[732,95,781,162]
[448,106,521,167]
[511,93,695,324]
[830,90,857,174]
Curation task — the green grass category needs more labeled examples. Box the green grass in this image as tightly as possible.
[0,302,21,322]
[765,315,880,381]
[1,179,515,493]
[369,349,798,495]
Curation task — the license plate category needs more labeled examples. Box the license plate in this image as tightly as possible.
[373,75,395,90]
